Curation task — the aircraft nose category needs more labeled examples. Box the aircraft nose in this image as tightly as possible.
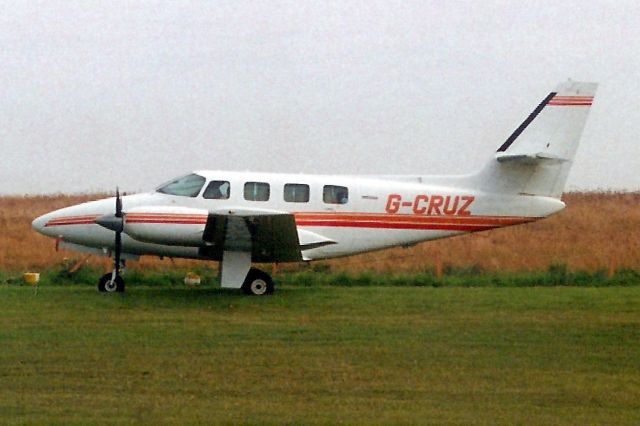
[32,213,49,235]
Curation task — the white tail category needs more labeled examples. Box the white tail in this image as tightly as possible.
[475,80,597,198]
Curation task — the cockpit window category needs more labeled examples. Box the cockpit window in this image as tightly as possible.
[156,174,206,197]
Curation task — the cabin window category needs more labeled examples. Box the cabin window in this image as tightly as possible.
[323,185,349,204]
[284,183,310,203]
[203,180,230,199]
[156,173,206,197]
[244,182,270,201]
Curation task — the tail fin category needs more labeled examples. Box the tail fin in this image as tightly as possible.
[476,80,597,198]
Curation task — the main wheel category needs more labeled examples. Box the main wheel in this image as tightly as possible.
[98,273,125,293]
[241,268,274,296]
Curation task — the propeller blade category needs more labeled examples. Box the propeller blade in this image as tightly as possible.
[116,187,122,218]
[114,228,122,276]
[112,187,123,280]
[96,188,125,232]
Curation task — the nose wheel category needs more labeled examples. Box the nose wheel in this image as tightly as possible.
[98,273,125,293]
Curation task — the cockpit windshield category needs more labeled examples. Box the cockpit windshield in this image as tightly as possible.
[156,173,206,197]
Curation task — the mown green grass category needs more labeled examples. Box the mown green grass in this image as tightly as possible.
[278,265,640,287]
[1,284,639,424]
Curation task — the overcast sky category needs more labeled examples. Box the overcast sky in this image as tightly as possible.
[1,0,638,195]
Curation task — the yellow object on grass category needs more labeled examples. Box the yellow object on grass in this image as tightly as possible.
[184,272,201,286]
[23,272,40,285]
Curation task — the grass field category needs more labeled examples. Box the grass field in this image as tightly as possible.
[1,284,639,424]
[2,193,639,424]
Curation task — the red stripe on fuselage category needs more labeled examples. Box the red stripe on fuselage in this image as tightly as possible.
[45,215,101,227]
[125,213,208,225]
[125,220,208,225]
[295,220,501,232]
[293,212,535,231]
[44,212,537,231]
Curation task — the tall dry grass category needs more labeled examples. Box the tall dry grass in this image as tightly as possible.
[0,194,100,271]
[319,192,640,273]
[1,192,638,273]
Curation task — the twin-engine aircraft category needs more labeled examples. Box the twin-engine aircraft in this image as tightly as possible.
[32,81,597,295]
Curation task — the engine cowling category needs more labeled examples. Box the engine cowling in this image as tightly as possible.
[123,206,209,246]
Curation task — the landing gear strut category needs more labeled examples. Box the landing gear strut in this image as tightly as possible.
[241,268,274,296]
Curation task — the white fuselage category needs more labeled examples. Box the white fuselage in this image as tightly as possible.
[32,170,565,262]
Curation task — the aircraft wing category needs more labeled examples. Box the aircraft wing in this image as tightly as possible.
[200,208,335,262]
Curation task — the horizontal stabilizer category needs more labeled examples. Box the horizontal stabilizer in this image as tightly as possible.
[495,152,568,165]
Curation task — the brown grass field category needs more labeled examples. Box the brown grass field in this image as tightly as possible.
[1,192,638,274]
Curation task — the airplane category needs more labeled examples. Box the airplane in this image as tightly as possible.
[32,80,597,295]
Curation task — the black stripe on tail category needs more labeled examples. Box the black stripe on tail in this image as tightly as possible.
[497,92,556,152]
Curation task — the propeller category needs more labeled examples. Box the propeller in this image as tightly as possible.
[114,188,123,279]
[95,188,124,280]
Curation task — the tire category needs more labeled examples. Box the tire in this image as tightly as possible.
[241,268,274,296]
[98,273,125,293]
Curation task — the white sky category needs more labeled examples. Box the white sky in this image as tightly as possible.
[1,0,639,195]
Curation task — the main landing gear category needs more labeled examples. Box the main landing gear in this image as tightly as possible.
[220,252,275,296]
[241,268,274,296]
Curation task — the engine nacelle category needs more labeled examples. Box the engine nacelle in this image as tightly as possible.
[123,206,209,246]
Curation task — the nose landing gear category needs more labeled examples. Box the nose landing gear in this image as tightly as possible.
[98,257,125,293]
[95,188,126,293]
[98,272,125,293]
